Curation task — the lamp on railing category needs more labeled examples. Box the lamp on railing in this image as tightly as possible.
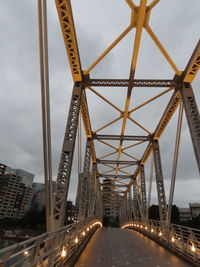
[191,243,196,252]
[75,236,79,244]
[159,232,162,237]
[24,250,29,256]
[61,246,67,258]
[171,236,175,242]
[82,231,86,236]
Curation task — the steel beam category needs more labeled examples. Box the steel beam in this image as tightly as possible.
[180,83,200,172]
[55,0,82,81]
[84,78,176,87]
[97,159,138,165]
[152,140,167,223]
[78,139,92,220]
[132,179,140,219]
[93,134,151,141]
[53,82,82,229]
[154,91,181,139]
[182,40,200,83]
[140,165,147,222]
[99,174,133,179]
[88,162,97,217]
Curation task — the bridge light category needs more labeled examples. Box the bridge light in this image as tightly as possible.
[24,251,29,256]
[145,226,147,230]
[171,236,175,242]
[151,228,154,233]
[82,231,85,236]
[75,237,78,244]
[61,246,67,258]
[87,227,89,231]
[191,243,196,252]
[140,225,143,229]
[159,232,162,237]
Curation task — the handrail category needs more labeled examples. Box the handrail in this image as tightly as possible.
[0,217,102,266]
[122,220,200,266]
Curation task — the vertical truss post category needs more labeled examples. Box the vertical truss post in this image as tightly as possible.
[53,82,83,229]
[152,140,167,223]
[78,139,92,220]
[132,179,140,220]
[140,164,147,222]
[88,162,97,217]
[75,172,82,211]
[180,83,200,173]
[95,180,103,219]
[128,189,132,220]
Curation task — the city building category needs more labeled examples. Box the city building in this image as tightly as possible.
[102,179,119,217]
[0,164,34,219]
[189,203,200,218]
[0,163,11,177]
[32,183,45,210]
[179,208,192,222]
[31,181,56,210]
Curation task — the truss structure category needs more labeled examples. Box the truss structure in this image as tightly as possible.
[53,0,200,228]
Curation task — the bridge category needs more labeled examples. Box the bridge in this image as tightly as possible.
[0,0,200,266]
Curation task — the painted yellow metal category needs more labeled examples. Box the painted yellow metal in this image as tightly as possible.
[55,0,82,81]
[128,116,152,135]
[145,25,180,74]
[84,25,133,75]
[87,87,122,113]
[183,39,200,82]
[129,88,174,113]
[93,116,122,133]
[55,0,199,203]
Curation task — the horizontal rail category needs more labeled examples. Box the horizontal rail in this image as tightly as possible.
[0,217,102,266]
[122,220,200,266]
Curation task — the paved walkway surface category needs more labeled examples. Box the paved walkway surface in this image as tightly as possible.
[75,228,192,267]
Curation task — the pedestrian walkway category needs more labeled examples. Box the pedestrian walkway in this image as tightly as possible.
[75,228,192,267]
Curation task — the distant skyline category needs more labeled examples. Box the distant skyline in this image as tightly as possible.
[0,0,199,207]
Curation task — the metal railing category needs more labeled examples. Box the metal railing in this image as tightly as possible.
[0,217,102,267]
[122,220,200,266]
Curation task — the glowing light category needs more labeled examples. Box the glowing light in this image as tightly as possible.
[145,226,147,230]
[61,247,67,258]
[87,227,89,231]
[24,251,29,256]
[75,237,78,244]
[151,228,154,233]
[191,243,196,252]
[159,232,162,237]
[82,231,85,236]
[171,236,175,242]
[140,225,143,229]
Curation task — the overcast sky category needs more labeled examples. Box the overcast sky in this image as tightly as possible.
[0,0,199,207]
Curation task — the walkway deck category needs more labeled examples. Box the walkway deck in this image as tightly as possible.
[75,228,192,267]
